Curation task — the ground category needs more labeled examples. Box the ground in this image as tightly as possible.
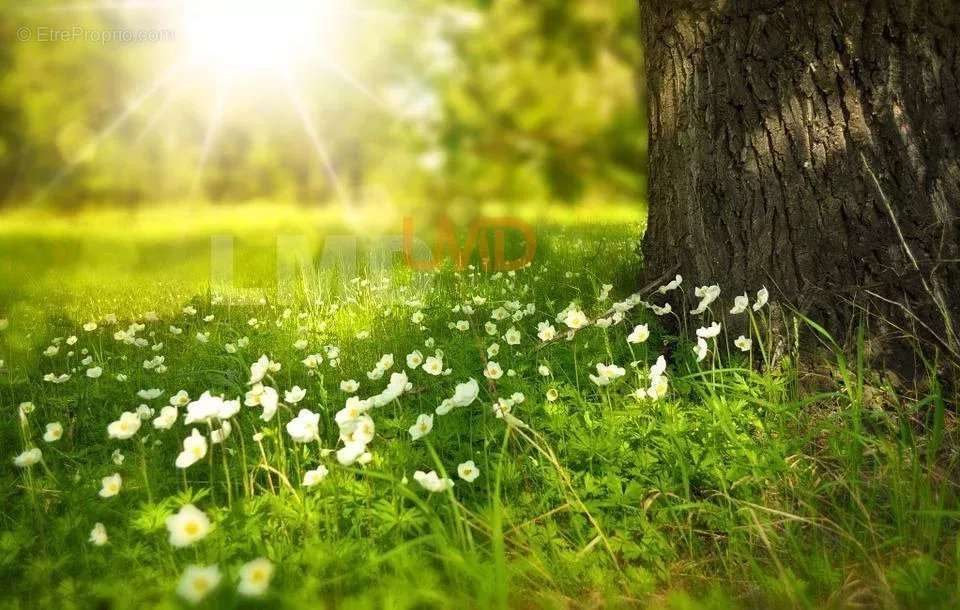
[0,203,956,610]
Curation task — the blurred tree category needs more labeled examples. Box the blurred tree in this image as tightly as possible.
[640,0,960,355]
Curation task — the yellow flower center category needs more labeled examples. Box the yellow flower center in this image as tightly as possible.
[184,521,200,536]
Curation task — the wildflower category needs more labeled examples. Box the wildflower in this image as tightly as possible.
[286,409,320,443]
[137,388,163,400]
[43,422,63,442]
[649,302,672,316]
[13,448,42,467]
[107,411,142,439]
[408,413,434,441]
[487,343,500,358]
[245,384,279,421]
[533,322,558,345]
[450,378,480,407]
[249,355,271,384]
[546,388,559,402]
[730,294,749,314]
[177,565,221,604]
[336,442,367,466]
[423,355,444,376]
[175,429,208,469]
[589,363,626,386]
[538,365,551,376]
[483,361,503,380]
[238,558,274,597]
[98,473,122,498]
[170,390,191,407]
[627,324,650,344]
[166,504,212,547]
[693,337,709,362]
[83,322,98,332]
[405,350,424,369]
[657,274,683,294]
[195,332,209,343]
[413,470,454,493]
[491,307,509,321]
[735,335,753,352]
[183,306,197,316]
[293,339,308,350]
[210,421,232,444]
[284,386,306,404]
[504,327,521,345]
[111,448,124,465]
[86,366,103,379]
[696,322,722,339]
[302,466,329,487]
[484,321,498,335]
[455,320,470,331]
[89,523,108,546]
[562,309,589,330]
[690,285,721,315]
[753,287,769,311]
[153,406,178,430]
[340,379,360,393]
[170,326,183,335]
[411,311,425,324]
[136,404,155,420]
[302,354,323,369]
[457,460,480,482]
[184,392,224,424]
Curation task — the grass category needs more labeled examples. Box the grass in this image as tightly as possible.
[0,202,957,610]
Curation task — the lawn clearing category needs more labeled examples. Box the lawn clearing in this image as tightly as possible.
[1,203,957,610]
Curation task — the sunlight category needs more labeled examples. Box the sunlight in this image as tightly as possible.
[183,0,342,75]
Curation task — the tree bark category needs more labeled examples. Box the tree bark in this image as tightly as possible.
[640,0,960,358]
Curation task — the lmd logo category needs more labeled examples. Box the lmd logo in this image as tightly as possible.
[402,215,537,272]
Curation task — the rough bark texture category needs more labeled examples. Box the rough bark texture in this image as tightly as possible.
[641,0,960,356]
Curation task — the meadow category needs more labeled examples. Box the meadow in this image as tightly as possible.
[1,203,957,610]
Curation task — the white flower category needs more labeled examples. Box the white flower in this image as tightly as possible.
[696,322,722,339]
[302,466,329,487]
[734,335,753,352]
[13,447,42,467]
[169,326,183,335]
[450,378,480,407]
[166,504,212,548]
[693,337,709,362]
[153,406,178,430]
[238,558,274,597]
[177,565,221,604]
[538,365,551,376]
[657,274,683,294]
[406,350,424,369]
[107,411,142,439]
[422,355,444,376]
[503,327,521,345]
[137,388,163,400]
[183,306,197,316]
[377,353,395,370]
[249,355,270,384]
[408,413,434,441]
[336,441,367,466]
[411,311,425,324]
[195,332,209,344]
[294,339,309,351]
[98,473,122,498]
[546,388,559,402]
[284,386,306,404]
[175,429,208,469]
[730,294,749,314]
[562,309,589,330]
[753,287,769,311]
[43,345,59,357]
[43,422,63,442]
[170,390,191,407]
[302,354,323,369]
[483,361,503,380]
[83,322,98,332]
[286,409,320,443]
[111,448,124,465]
[537,322,557,342]
[627,324,650,344]
[245,384,279,421]
[690,285,721,315]
[487,343,500,358]
[85,366,103,379]
[340,379,360,393]
[89,522,108,546]
[210,421,232,444]
[455,320,470,331]
[589,363,626,386]
[457,460,480,482]
[491,307,509,321]
[484,321,498,335]
[413,470,454,493]
[136,404,155,420]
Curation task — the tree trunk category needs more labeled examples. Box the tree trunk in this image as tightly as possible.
[640,0,960,358]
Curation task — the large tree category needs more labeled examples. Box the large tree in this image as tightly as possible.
[640,0,960,359]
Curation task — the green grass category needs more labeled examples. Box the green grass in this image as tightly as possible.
[0,203,957,610]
